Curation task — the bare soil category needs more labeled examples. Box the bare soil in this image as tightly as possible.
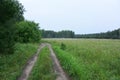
[18,43,69,80]
[47,43,69,80]
[17,43,45,80]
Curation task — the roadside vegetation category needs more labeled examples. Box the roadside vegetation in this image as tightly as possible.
[29,47,56,80]
[0,43,38,80]
[0,0,41,54]
[0,0,24,54]
[15,20,41,43]
[46,39,120,80]
[0,1,42,79]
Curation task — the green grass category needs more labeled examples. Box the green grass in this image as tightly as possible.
[29,47,56,80]
[0,43,38,80]
[45,39,120,80]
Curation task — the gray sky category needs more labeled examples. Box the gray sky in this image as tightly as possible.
[19,0,120,34]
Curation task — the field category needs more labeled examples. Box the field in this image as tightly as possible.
[0,39,120,80]
[45,39,120,80]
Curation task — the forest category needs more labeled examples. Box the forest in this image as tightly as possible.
[41,30,75,38]
[42,28,120,39]
[75,28,120,39]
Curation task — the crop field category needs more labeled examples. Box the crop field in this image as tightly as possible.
[45,39,120,80]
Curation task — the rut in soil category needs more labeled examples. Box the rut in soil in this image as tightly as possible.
[18,43,69,80]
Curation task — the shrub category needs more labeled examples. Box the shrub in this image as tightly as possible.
[60,43,66,50]
[15,20,41,43]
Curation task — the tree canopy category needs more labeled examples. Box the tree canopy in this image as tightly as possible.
[42,28,120,39]
[75,28,120,39]
[41,30,75,38]
[0,0,24,54]
[15,21,41,43]
[0,0,24,24]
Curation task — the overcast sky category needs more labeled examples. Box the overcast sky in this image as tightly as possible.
[19,0,120,34]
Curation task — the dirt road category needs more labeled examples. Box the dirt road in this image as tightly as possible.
[18,43,45,80]
[47,43,69,80]
[18,43,69,80]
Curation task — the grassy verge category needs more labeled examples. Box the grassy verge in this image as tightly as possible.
[47,39,120,80]
[53,46,88,80]
[0,43,38,80]
[28,47,56,80]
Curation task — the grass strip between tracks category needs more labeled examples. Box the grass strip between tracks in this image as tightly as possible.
[28,46,56,80]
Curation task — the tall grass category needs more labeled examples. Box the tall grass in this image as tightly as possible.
[47,39,120,80]
[0,43,38,80]
[29,47,56,80]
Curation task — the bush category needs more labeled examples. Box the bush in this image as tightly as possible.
[60,43,66,50]
[0,23,15,54]
[15,20,41,43]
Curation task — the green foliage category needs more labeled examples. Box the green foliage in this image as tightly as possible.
[0,0,24,23]
[15,20,41,43]
[75,28,120,39]
[29,47,56,80]
[53,46,84,80]
[0,23,15,54]
[60,43,66,50]
[47,39,120,80]
[42,28,120,39]
[0,0,24,54]
[0,43,38,80]
[57,30,75,38]
[41,30,75,38]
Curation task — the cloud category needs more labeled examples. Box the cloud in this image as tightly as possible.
[19,0,120,34]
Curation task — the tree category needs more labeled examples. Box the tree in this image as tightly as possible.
[0,0,24,23]
[0,0,24,54]
[15,21,41,43]
[75,28,120,39]
[41,30,75,38]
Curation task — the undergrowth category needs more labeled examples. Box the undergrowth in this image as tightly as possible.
[0,43,38,80]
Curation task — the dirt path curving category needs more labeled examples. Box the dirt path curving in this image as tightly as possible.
[18,43,69,80]
[47,43,69,80]
[18,43,46,80]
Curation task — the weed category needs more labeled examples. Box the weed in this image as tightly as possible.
[60,43,66,50]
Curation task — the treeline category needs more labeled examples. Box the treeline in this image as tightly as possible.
[75,28,120,39]
[42,28,120,39]
[0,0,41,54]
[41,30,75,38]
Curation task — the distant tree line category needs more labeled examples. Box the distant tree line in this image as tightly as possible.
[42,30,75,38]
[75,28,120,39]
[42,28,120,39]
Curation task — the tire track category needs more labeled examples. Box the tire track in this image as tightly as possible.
[47,43,69,80]
[18,43,46,80]
[18,43,69,80]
